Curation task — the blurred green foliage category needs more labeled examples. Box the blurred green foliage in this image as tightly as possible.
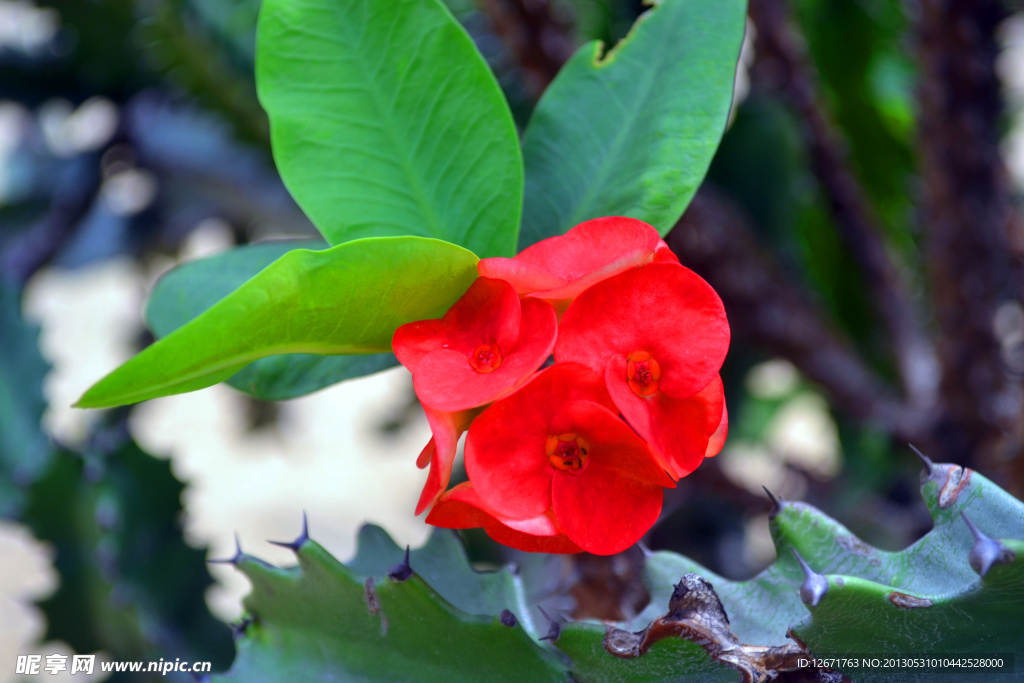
[24,436,234,681]
[0,284,50,516]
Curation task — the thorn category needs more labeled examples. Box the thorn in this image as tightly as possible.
[268,511,310,552]
[506,561,520,576]
[961,512,1016,577]
[499,609,518,627]
[232,616,253,639]
[763,486,783,519]
[909,444,935,476]
[537,605,561,642]
[209,533,244,565]
[190,673,211,683]
[387,545,413,582]
[791,548,828,607]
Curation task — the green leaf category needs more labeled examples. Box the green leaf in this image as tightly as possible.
[256,0,523,257]
[215,469,1024,683]
[225,354,398,401]
[785,464,1024,681]
[796,545,1024,653]
[78,236,479,408]
[147,240,398,401]
[519,0,747,248]
[215,540,568,682]
[557,623,739,683]
[0,282,51,515]
[348,524,547,639]
[638,463,1024,653]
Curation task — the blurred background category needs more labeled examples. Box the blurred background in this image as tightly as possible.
[3,0,1024,679]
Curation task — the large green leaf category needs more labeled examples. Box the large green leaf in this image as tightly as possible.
[0,283,51,515]
[256,0,523,257]
[77,236,479,408]
[147,240,398,401]
[518,0,746,249]
[215,539,568,682]
[214,466,1024,683]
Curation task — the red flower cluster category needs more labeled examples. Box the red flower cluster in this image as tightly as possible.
[392,217,730,555]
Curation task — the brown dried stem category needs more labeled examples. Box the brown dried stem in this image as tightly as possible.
[477,0,575,98]
[668,186,925,440]
[916,0,1021,470]
[748,0,938,411]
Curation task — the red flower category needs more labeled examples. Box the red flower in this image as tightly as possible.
[464,362,673,555]
[555,263,730,479]
[392,276,557,412]
[478,217,678,311]
[426,482,581,554]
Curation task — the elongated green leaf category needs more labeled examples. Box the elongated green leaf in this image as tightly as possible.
[77,236,479,408]
[225,354,398,401]
[519,0,746,248]
[256,0,523,257]
[147,240,398,401]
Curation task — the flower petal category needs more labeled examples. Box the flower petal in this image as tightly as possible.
[706,401,728,458]
[555,263,729,400]
[425,482,490,528]
[606,360,726,479]
[426,483,581,554]
[652,241,679,264]
[412,298,556,412]
[548,400,674,488]
[393,277,521,370]
[479,217,665,307]
[517,216,660,283]
[464,362,615,519]
[552,468,663,555]
[414,405,482,515]
[477,258,567,294]
[485,519,582,554]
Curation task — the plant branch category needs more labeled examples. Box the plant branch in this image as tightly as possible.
[667,186,926,441]
[747,0,938,411]
[477,0,575,97]
[0,156,101,288]
[916,0,1021,470]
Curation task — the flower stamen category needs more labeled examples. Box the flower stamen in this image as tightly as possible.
[627,351,660,397]
[469,343,502,373]
[546,433,590,472]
